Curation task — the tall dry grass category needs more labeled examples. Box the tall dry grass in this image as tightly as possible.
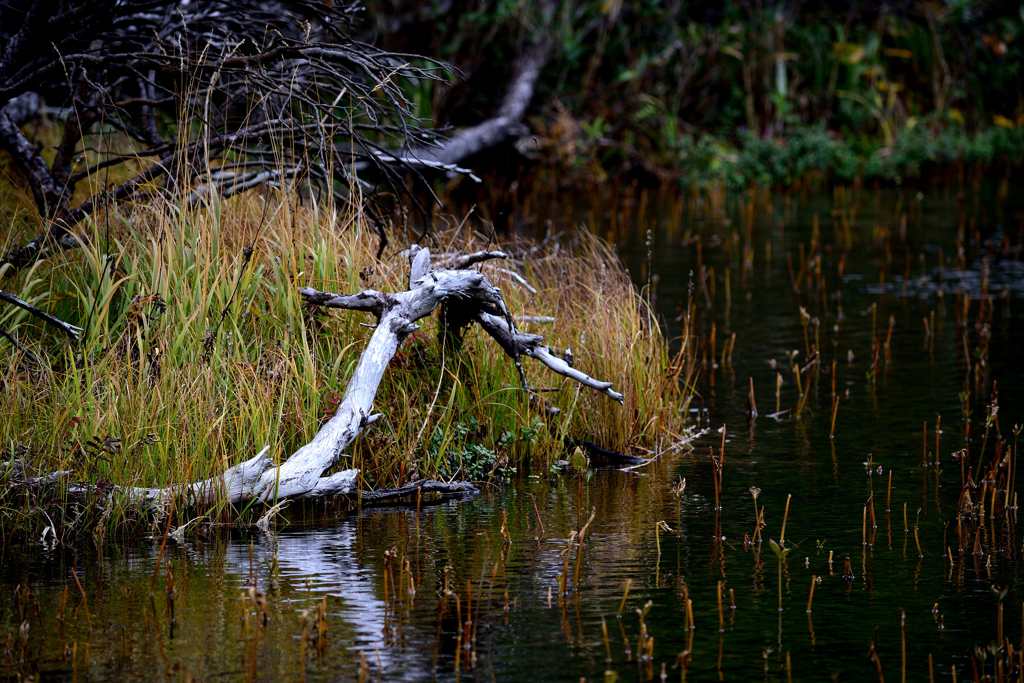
[0,190,693,536]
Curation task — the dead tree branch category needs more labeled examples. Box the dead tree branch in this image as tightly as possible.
[390,40,549,171]
[385,0,556,172]
[0,288,83,340]
[12,242,622,518]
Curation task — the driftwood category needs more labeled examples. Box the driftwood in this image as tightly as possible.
[273,244,624,501]
[11,244,623,519]
[394,41,548,171]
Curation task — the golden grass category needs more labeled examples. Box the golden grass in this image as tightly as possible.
[0,189,693,534]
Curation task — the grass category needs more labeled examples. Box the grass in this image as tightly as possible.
[0,189,693,538]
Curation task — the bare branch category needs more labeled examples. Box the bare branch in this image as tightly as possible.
[449,250,508,269]
[0,289,82,340]
[0,327,40,364]
[475,311,625,403]
[0,1,454,267]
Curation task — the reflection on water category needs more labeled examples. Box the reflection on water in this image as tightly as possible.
[4,184,1024,681]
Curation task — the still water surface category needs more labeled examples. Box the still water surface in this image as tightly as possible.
[4,185,1024,681]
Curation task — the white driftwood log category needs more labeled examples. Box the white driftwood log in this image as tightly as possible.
[17,243,624,517]
[7,447,276,510]
[474,311,624,403]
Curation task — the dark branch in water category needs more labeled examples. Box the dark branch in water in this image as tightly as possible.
[358,479,480,503]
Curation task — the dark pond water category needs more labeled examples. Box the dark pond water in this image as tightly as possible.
[4,183,1024,681]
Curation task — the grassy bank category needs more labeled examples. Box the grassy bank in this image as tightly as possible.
[0,193,692,538]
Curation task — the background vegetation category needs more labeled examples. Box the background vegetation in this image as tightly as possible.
[369,0,1024,187]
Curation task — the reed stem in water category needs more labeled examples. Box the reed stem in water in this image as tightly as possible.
[901,608,906,683]
[617,579,632,617]
[780,494,792,545]
[717,581,724,632]
[830,397,839,437]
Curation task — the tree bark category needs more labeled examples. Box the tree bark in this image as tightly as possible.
[0,106,62,219]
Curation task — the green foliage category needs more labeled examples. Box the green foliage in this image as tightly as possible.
[368,0,1024,185]
[423,415,544,482]
[666,122,1024,190]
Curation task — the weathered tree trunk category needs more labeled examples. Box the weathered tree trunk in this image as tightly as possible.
[388,0,556,173]
[13,243,624,519]
[396,41,548,170]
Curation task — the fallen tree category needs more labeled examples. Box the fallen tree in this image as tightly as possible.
[8,243,624,520]
[388,39,549,173]
[384,0,556,174]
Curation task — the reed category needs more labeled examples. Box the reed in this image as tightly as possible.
[806,576,816,613]
[616,579,632,617]
[901,608,906,683]
[780,494,792,545]
[862,505,868,545]
[71,570,91,633]
[923,421,928,466]
[166,562,176,625]
[869,628,884,682]
[717,581,724,631]
[830,397,839,438]
[711,448,722,510]
[527,493,546,538]
[793,364,805,416]
[776,373,782,414]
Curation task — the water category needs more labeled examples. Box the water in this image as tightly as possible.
[4,185,1024,681]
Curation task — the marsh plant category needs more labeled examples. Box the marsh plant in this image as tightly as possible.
[0,191,693,538]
